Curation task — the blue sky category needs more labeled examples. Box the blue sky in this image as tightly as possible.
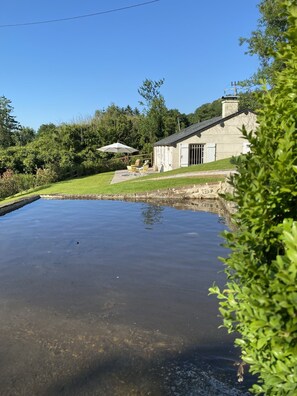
[0,0,260,131]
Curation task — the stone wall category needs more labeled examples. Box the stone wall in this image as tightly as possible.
[41,181,232,202]
[0,182,237,222]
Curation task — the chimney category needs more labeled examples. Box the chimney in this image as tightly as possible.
[221,95,239,118]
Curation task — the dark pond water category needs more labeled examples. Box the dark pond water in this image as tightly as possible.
[0,199,251,395]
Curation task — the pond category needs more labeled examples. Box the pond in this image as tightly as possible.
[0,199,251,395]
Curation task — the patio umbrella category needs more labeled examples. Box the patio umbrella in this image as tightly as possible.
[97,142,138,154]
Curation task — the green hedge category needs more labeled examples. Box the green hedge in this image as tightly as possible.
[0,168,57,199]
[210,3,297,395]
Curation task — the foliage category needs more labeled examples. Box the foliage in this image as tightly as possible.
[188,92,261,125]
[0,170,18,198]
[12,173,37,193]
[238,91,262,112]
[0,104,143,183]
[0,96,20,148]
[13,127,36,146]
[138,78,165,109]
[138,78,167,150]
[0,146,30,173]
[36,123,57,136]
[239,0,290,86]
[188,99,222,123]
[0,170,32,199]
[210,3,297,394]
[93,104,141,149]
[35,168,58,185]
[138,78,188,151]
[0,166,58,199]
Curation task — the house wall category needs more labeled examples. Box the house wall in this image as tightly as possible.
[154,112,257,171]
[154,145,174,172]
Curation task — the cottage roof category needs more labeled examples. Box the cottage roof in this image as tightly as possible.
[154,109,252,146]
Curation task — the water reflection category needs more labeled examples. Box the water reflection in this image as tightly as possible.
[141,203,164,228]
[0,199,250,395]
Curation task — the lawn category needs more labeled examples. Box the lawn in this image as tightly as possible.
[0,158,234,204]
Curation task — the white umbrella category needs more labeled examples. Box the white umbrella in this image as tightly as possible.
[97,142,138,154]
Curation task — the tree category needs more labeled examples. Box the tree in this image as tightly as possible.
[0,96,20,148]
[138,78,169,151]
[13,127,36,146]
[138,78,165,109]
[210,2,297,394]
[240,0,289,86]
[238,91,261,112]
[37,123,57,136]
[164,109,190,136]
[93,104,140,148]
[187,94,260,125]
[188,99,222,124]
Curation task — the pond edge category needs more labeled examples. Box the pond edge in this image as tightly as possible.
[0,195,40,217]
[0,182,236,223]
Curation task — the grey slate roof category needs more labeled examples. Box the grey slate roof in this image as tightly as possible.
[154,109,252,146]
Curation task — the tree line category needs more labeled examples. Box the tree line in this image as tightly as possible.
[0,79,259,182]
[0,0,284,184]
[0,80,185,180]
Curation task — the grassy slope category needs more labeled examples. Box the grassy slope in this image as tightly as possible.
[1,158,234,204]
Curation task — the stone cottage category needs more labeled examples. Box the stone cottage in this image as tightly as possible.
[153,96,257,171]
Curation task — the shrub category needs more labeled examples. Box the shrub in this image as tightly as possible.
[13,173,36,191]
[0,167,58,200]
[0,170,37,199]
[0,170,18,198]
[35,167,57,186]
[210,3,297,395]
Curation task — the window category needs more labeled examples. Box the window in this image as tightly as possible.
[189,144,204,165]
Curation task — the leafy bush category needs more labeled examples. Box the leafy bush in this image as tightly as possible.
[0,167,58,200]
[13,173,36,191]
[0,170,37,198]
[35,168,57,186]
[210,3,297,395]
[0,170,19,198]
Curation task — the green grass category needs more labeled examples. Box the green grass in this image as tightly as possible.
[146,157,234,179]
[0,158,233,205]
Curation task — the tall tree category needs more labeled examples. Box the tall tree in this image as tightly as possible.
[138,78,168,151]
[240,0,289,86]
[138,78,165,109]
[0,96,20,148]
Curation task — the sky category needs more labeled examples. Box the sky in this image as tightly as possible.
[0,0,261,131]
